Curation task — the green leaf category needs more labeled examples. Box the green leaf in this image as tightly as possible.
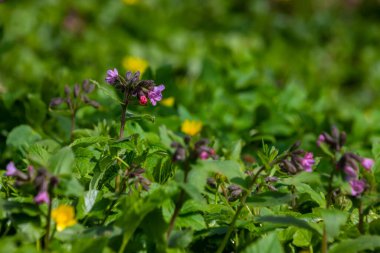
[292,229,312,247]
[116,185,174,248]
[242,232,284,253]
[70,136,111,148]
[196,160,244,181]
[71,237,108,253]
[6,125,41,151]
[256,216,320,234]
[82,190,99,215]
[329,235,380,253]
[294,183,326,207]
[168,229,193,249]
[24,94,46,126]
[176,213,206,231]
[314,208,348,242]
[27,143,51,167]
[229,140,244,161]
[246,192,292,207]
[49,146,75,175]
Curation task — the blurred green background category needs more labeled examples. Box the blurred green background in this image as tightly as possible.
[1,0,380,158]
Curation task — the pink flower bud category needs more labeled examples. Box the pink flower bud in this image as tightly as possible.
[317,134,326,147]
[361,158,374,171]
[5,162,18,176]
[139,95,148,105]
[199,151,209,160]
[34,191,50,205]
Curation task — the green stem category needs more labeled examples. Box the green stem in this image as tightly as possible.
[44,198,53,249]
[322,226,328,253]
[358,199,364,234]
[216,166,265,253]
[166,161,190,239]
[116,90,130,193]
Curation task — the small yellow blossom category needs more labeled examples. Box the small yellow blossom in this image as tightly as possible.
[51,205,77,232]
[161,97,175,107]
[181,120,203,136]
[122,56,148,74]
[122,0,139,5]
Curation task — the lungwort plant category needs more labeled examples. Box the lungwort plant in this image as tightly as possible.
[1,68,380,253]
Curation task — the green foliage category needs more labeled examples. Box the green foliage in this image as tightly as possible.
[0,1,379,252]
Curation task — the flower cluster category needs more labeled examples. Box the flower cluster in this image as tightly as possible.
[317,126,375,197]
[317,126,346,152]
[5,162,58,205]
[280,150,315,175]
[105,68,165,106]
[50,80,100,109]
[171,137,218,163]
[124,165,151,192]
[336,152,374,196]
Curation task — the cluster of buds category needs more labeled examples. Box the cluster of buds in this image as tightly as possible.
[227,184,243,202]
[105,68,165,106]
[317,126,375,197]
[265,176,279,192]
[171,137,218,163]
[50,80,100,109]
[336,152,374,197]
[317,126,346,152]
[279,150,315,175]
[5,162,58,205]
[124,165,151,191]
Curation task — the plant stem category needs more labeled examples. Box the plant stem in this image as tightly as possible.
[358,199,364,234]
[326,169,335,207]
[44,199,53,249]
[216,166,265,253]
[119,90,129,139]
[116,90,129,193]
[321,226,328,253]
[70,111,75,142]
[166,161,190,239]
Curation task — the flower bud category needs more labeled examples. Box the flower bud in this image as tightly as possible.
[74,84,80,98]
[139,95,148,105]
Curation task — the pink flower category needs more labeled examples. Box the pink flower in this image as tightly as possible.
[301,152,315,172]
[350,179,366,197]
[34,191,50,205]
[199,151,209,160]
[361,158,374,171]
[5,162,18,176]
[317,134,326,147]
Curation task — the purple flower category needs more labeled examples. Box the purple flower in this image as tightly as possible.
[350,179,366,197]
[5,162,18,176]
[148,84,165,106]
[317,134,326,147]
[300,152,315,172]
[361,158,374,171]
[344,166,357,180]
[34,191,50,205]
[105,68,119,84]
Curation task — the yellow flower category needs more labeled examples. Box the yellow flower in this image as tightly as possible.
[122,56,148,74]
[51,205,77,232]
[122,0,139,5]
[161,97,175,107]
[181,120,203,136]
